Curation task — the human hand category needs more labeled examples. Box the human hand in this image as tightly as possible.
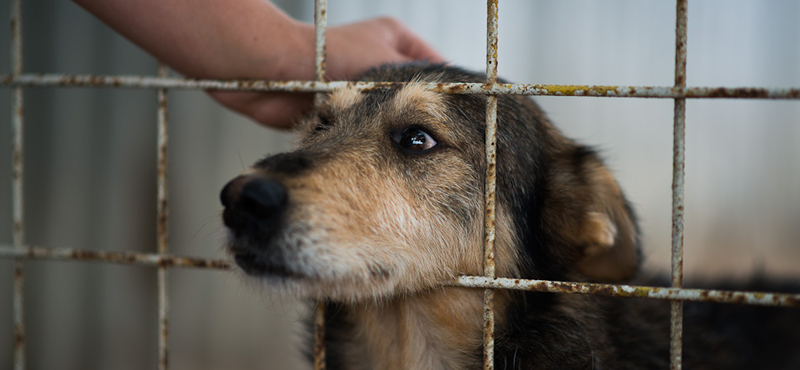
[73,0,442,129]
[209,17,444,129]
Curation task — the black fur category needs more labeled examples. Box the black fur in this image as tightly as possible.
[313,64,800,369]
[218,63,800,369]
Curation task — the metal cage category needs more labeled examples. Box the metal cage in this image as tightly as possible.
[3,1,800,370]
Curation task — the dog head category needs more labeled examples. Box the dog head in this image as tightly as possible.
[220,63,640,302]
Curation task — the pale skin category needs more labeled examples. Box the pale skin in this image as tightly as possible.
[73,0,444,128]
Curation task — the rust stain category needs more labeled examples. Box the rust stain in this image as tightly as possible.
[361,82,404,92]
[159,317,169,370]
[157,200,169,227]
[314,302,326,370]
[3,74,799,100]
[14,328,23,346]
[692,87,795,99]
[449,277,800,308]
[437,82,468,94]
[2,246,232,269]
[539,84,623,97]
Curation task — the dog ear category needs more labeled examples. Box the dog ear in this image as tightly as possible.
[543,147,640,282]
[573,177,639,282]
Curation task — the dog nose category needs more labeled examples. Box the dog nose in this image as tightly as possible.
[221,175,287,224]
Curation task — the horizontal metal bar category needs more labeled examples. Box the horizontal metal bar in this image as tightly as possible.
[3,245,798,307]
[0,245,230,270]
[2,73,799,99]
[451,276,800,308]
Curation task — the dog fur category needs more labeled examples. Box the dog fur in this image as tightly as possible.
[220,63,800,369]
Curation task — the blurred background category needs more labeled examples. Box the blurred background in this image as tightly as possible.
[0,0,798,369]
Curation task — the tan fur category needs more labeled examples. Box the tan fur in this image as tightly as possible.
[221,64,800,370]
[576,166,638,281]
[222,67,641,368]
[343,288,498,370]
[582,212,617,254]
[329,86,363,110]
[393,83,449,124]
[241,83,520,301]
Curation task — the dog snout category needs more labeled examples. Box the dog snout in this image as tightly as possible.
[221,175,287,230]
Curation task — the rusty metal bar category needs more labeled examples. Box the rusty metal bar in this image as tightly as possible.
[314,0,327,83]
[2,244,799,308]
[10,0,26,369]
[3,74,800,99]
[482,1,499,369]
[156,65,170,260]
[451,276,800,307]
[313,303,326,370]
[2,3,798,369]
[670,1,689,369]
[483,0,499,279]
[485,0,498,84]
[313,1,327,369]
[0,245,231,269]
[156,64,170,370]
[12,261,23,370]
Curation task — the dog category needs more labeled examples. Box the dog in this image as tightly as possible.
[220,63,800,369]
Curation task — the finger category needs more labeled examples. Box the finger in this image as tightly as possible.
[394,28,445,63]
[208,90,314,129]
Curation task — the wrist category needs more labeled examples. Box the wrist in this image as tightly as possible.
[268,19,316,81]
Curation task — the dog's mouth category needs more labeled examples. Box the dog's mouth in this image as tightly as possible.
[231,250,306,279]
[225,227,316,282]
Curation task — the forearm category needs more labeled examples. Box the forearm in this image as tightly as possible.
[73,0,315,80]
[73,0,443,128]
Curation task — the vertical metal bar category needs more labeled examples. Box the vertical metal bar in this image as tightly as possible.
[10,0,26,369]
[156,64,170,370]
[313,303,326,370]
[483,1,499,369]
[670,1,688,369]
[313,1,327,369]
[314,0,327,84]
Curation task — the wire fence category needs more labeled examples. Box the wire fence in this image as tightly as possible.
[3,1,800,370]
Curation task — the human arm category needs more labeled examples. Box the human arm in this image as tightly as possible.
[73,0,444,128]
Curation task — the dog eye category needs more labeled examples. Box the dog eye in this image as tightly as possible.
[397,128,437,153]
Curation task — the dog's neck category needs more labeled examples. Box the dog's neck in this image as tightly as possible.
[341,288,498,370]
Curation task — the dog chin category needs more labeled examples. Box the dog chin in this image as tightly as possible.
[225,228,436,302]
[240,271,402,303]
[227,251,402,302]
